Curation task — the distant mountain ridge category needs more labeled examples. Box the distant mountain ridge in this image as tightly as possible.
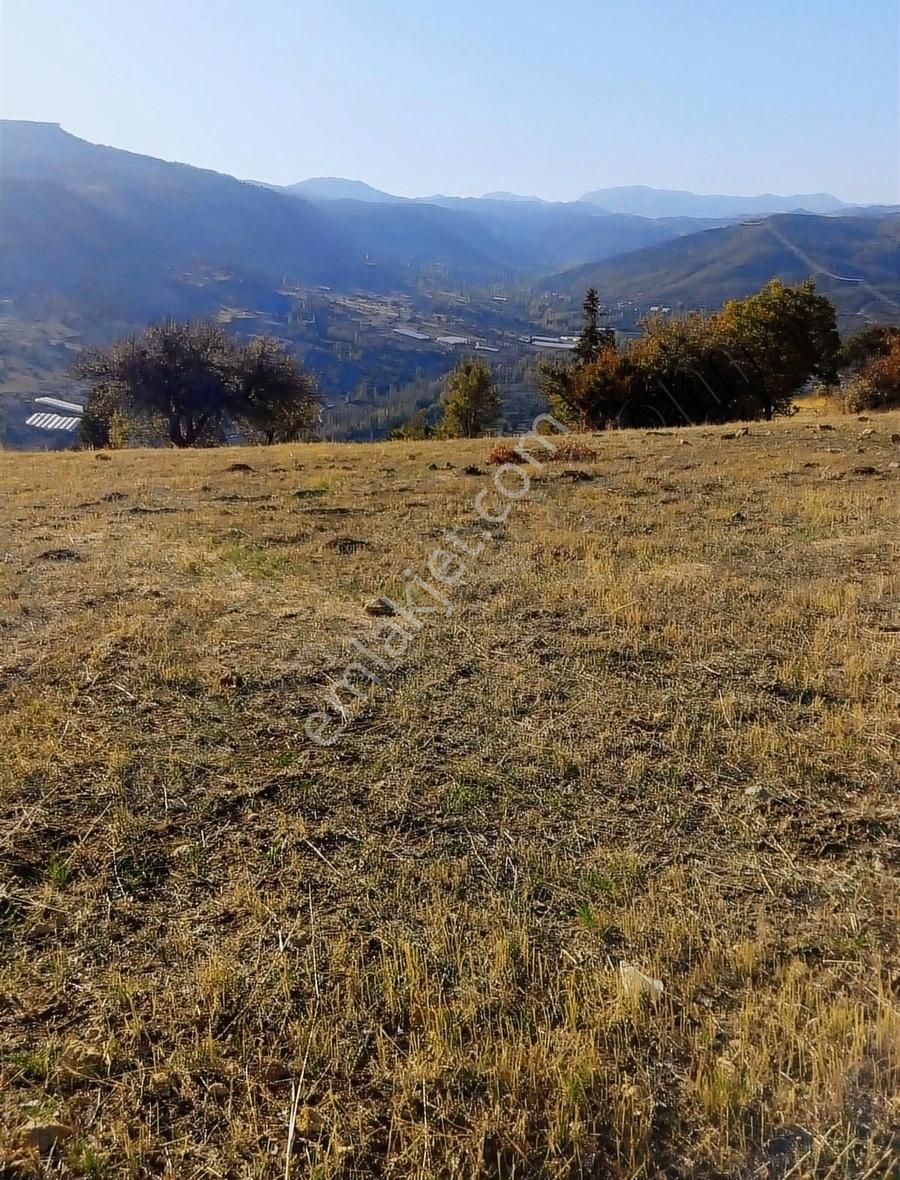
[285,175,854,219]
[0,120,741,300]
[286,176,403,203]
[579,184,851,219]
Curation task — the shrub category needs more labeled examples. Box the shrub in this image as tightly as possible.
[486,440,597,465]
[839,335,900,411]
[486,444,522,466]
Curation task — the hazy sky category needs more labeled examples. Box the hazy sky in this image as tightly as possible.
[2,0,898,203]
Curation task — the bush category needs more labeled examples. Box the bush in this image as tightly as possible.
[486,440,597,465]
[840,335,900,411]
[486,444,522,466]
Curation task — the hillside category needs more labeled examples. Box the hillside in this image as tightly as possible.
[554,212,900,320]
[0,122,723,300]
[1,414,898,1177]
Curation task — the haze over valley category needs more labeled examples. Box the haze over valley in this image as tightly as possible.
[2,119,898,448]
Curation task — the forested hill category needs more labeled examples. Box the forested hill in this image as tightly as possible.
[552,213,900,319]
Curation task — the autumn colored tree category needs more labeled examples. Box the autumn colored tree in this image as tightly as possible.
[542,288,620,427]
[839,324,900,374]
[847,333,900,411]
[542,346,632,429]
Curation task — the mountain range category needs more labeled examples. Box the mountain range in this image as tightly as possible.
[1,119,898,447]
[288,175,853,220]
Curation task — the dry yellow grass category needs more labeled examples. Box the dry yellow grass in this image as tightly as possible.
[1,412,898,1178]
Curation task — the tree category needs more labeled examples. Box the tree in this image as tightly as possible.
[844,333,900,411]
[574,288,615,366]
[625,310,749,426]
[541,288,620,427]
[839,324,900,374]
[387,409,434,440]
[235,336,318,444]
[542,347,632,429]
[74,320,319,448]
[438,358,501,437]
[717,279,840,419]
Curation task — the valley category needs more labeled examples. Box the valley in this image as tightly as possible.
[2,120,899,449]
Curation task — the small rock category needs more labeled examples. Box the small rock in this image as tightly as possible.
[206,1081,229,1100]
[219,671,245,689]
[226,462,255,473]
[767,1126,813,1160]
[680,438,692,446]
[461,465,484,475]
[260,1059,290,1084]
[851,466,878,475]
[293,1105,325,1141]
[427,462,439,470]
[93,453,112,461]
[148,1070,175,1096]
[817,423,836,431]
[859,427,875,438]
[891,433,900,445]
[618,961,664,1000]
[365,598,396,617]
[38,548,82,562]
[730,511,747,523]
[20,1121,74,1153]
[329,537,370,554]
[101,491,128,502]
[60,1046,106,1082]
[888,461,899,469]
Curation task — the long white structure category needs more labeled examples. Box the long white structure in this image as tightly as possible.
[26,412,82,432]
[34,396,85,414]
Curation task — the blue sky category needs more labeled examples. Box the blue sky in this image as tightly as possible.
[2,0,898,203]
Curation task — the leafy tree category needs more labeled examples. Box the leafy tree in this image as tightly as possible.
[844,332,900,411]
[542,347,631,429]
[387,409,434,440]
[716,279,840,419]
[625,310,753,426]
[439,357,501,437]
[235,336,318,444]
[839,324,900,374]
[541,279,839,429]
[74,320,319,447]
[80,382,124,448]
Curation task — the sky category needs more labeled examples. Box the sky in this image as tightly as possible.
[1,0,898,204]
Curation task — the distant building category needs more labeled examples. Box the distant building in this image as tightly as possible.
[34,396,85,414]
[393,327,431,341]
[26,412,81,433]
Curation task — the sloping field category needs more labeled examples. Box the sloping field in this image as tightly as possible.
[1,414,898,1178]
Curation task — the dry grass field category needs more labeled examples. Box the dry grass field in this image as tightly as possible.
[1,412,898,1178]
